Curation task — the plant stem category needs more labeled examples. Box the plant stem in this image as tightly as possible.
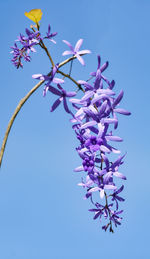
[40,40,55,67]
[101,152,114,233]
[57,70,84,92]
[104,192,114,233]
[69,59,73,76]
[0,49,88,168]
[0,74,52,168]
[59,54,85,69]
[31,26,54,67]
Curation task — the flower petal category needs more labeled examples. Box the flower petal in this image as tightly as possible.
[81,120,97,129]
[50,98,61,112]
[114,108,131,115]
[76,54,85,66]
[66,91,76,97]
[81,91,94,101]
[62,40,74,51]
[62,50,73,56]
[100,145,111,153]
[69,98,82,104]
[104,184,117,190]
[113,171,127,180]
[74,39,83,52]
[78,49,91,55]
[105,136,123,142]
[100,189,105,199]
[32,74,44,80]
[74,166,84,172]
[63,97,71,113]
[48,85,61,96]
[100,61,109,72]
[113,90,124,107]
[88,187,100,193]
[52,78,64,84]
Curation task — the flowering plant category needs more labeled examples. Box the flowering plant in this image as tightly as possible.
[0,9,131,233]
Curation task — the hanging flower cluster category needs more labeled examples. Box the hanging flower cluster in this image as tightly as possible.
[9,9,131,233]
[70,55,131,232]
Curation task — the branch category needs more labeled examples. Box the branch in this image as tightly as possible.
[0,52,88,168]
[58,54,85,69]
[40,40,55,67]
[0,76,48,168]
[57,70,84,92]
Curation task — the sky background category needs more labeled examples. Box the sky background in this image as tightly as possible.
[0,0,149,258]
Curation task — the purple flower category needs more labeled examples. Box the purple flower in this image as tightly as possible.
[11,28,40,68]
[62,39,91,66]
[32,64,65,96]
[85,135,110,153]
[71,55,131,232]
[88,184,117,199]
[11,23,131,231]
[49,84,76,114]
[110,210,123,227]
[33,71,76,114]
[102,223,110,232]
[89,206,104,220]
[90,55,113,88]
[111,185,125,210]
[82,156,94,172]
[44,24,57,44]
[78,175,94,189]
[24,28,41,46]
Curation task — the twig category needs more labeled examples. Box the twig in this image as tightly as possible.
[69,59,73,76]
[57,70,84,92]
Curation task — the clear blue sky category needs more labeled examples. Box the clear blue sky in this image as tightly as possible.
[0,0,149,258]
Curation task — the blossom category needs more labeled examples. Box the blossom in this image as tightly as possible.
[110,210,123,227]
[11,21,131,232]
[49,84,76,113]
[85,135,110,153]
[82,156,95,172]
[89,206,104,220]
[71,54,131,232]
[111,185,125,210]
[32,64,64,96]
[44,24,57,44]
[78,175,94,189]
[11,28,40,68]
[62,39,91,66]
[32,71,76,113]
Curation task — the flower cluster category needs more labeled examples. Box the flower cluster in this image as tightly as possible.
[69,55,131,232]
[10,25,57,68]
[11,13,131,232]
[10,28,40,68]
[32,52,131,232]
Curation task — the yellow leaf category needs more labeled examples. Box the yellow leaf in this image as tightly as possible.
[24,9,43,24]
